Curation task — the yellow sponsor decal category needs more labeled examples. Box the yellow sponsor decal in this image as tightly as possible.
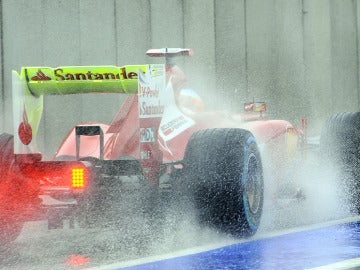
[286,127,298,160]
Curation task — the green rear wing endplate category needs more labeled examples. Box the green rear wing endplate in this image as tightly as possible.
[12,65,153,155]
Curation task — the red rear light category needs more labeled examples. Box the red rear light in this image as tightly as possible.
[23,161,90,192]
[71,167,85,189]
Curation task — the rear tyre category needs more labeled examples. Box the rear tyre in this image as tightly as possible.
[320,112,360,213]
[0,133,24,248]
[183,128,264,237]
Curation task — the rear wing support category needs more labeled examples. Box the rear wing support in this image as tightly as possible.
[75,126,104,160]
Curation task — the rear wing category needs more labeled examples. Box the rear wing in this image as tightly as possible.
[12,64,165,156]
[17,65,146,95]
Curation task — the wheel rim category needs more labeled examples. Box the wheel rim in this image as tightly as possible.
[245,153,262,215]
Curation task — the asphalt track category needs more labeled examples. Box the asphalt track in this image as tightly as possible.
[2,208,359,270]
[88,216,360,270]
[1,155,358,270]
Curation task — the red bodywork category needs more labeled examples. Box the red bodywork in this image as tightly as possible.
[55,63,303,188]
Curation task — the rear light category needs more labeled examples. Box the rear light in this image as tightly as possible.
[72,168,85,189]
[22,161,91,192]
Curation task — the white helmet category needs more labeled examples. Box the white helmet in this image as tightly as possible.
[178,88,205,113]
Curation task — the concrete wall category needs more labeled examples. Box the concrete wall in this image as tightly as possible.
[0,0,359,154]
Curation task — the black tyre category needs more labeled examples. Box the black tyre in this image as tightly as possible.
[0,133,24,248]
[182,128,264,237]
[320,112,360,212]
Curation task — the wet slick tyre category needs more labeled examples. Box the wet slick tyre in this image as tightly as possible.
[183,128,264,238]
[320,112,360,213]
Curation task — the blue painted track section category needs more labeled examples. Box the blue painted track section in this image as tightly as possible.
[116,220,360,270]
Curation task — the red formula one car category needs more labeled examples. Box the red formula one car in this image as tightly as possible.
[4,48,357,248]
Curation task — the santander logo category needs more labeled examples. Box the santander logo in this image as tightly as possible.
[28,67,139,82]
[31,69,51,81]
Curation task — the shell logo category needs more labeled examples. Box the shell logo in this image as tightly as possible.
[18,108,32,145]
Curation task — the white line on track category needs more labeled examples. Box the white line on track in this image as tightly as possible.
[86,215,360,270]
[306,258,360,270]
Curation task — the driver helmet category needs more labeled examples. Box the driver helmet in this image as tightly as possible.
[178,88,205,113]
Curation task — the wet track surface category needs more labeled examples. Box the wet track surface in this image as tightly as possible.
[0,158,356,270]
[0,192,354,270]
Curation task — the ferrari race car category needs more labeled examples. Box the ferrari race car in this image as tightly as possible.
[0,48,358,248]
